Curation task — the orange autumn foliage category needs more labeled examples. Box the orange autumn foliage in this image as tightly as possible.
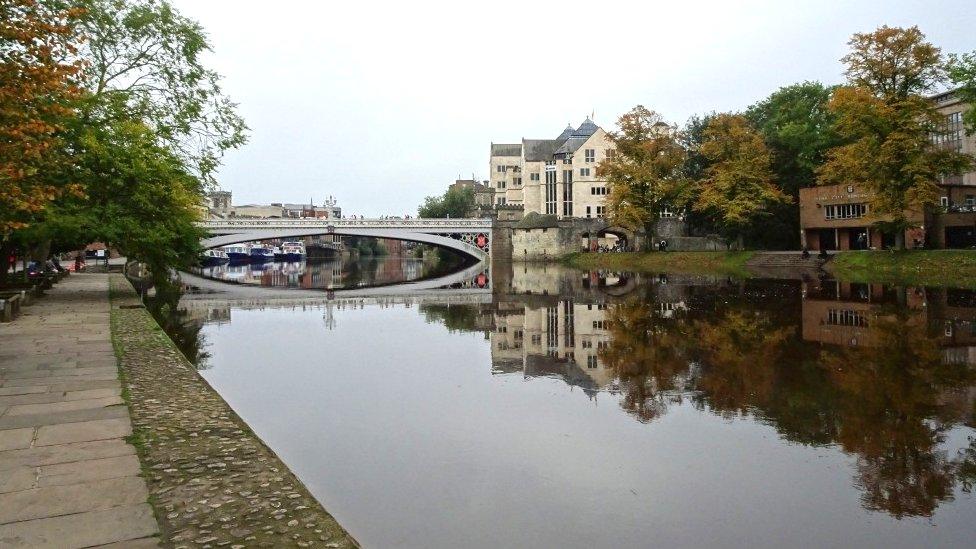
[0,0,84,236]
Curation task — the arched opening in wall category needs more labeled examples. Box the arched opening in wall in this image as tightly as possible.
[594,227,632,252]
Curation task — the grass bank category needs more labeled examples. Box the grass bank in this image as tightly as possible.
[562,251,755,277]
[827,250,976,288]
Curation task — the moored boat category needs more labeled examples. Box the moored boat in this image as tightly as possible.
[249,244,274,262]
[201,249,230,266]
[224,244,250,262]
[280,241,306,261]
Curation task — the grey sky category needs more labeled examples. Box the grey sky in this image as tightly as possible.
[169,0,975,216]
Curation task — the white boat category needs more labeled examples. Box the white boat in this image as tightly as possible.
[280,241,306,261]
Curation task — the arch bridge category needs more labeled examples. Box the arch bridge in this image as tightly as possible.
[197,218,493,261]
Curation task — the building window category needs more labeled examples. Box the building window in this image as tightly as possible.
[563,158,572,164]
[547,306,559,351]
[827,309,868,327]
[497,197,506,205]
[591,186,607,196]
[596,206,606,218]
[562,169,573,217]
[941,196,949,208]
[967,195,976,206]
[563,300,575,348]
[545,170,557,215]
[824,203,868,220]
[496,165,505,173]
[497,181,505,189]
[586,206,591,218]
[587,355,598,369]
[580,167,591,177]
[605,149,616,160]
[585,149,595,163]
[530,173,540,181]
[513,177,522,186]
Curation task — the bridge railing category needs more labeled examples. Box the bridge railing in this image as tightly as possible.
[196,218,493,230]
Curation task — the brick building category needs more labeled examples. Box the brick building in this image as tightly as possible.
[799,90,975,250]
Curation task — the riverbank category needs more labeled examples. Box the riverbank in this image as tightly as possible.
[563,250,976,288]
[825,250,976,288]
[562,251,755,277]
[108,274,357,548]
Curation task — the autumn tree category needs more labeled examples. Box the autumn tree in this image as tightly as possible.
[948,51,976,134]
[0,0,83,272]
[818,26,974,248]
[598,106,690,247]
[692,114,790,249]
[5,0,248,285]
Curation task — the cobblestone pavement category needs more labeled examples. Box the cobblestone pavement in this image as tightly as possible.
[109,275,357,548]
[0,273,159,548]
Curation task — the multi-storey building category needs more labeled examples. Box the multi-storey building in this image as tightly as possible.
[490,118,613,219]
[799,91,976,250]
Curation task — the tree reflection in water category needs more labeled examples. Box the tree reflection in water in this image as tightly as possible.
[598,281,976,518]
[144,279,211,369]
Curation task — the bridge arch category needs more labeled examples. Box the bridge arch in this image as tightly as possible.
[197,219,492,262]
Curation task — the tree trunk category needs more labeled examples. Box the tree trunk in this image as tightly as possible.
[0,241,11,287]
[736,234,745,251]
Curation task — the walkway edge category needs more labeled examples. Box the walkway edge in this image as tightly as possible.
[108,275,358,548]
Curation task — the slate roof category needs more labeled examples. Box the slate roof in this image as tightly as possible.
[571,117,599,138]
[556,125,575,141]
[522,139,563,162]
[491,143,522,157]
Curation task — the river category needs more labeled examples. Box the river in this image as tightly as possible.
[168,258,976,548]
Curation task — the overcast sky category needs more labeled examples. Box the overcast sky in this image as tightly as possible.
[169,0,975,216]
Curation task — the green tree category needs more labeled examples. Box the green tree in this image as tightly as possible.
[693,114,790,249]
[18,118,206,283]
[819,26,974,248]
[7,0,247,286]
[598,106,690,247]
[948,51,976,134]
[418,185,475,218]
[76,0,248,183]
[744,82,840,248]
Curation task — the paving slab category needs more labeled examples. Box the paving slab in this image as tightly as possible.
[0,503,158,548]
[0,404,129,430]
[0,476,149,524]
[0,428,34,451]
[37,454,141,487]
[0,439,134,471]
[4,396,123,416]
[35,417,131,446]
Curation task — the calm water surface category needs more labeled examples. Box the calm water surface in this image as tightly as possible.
[176,263,976,548]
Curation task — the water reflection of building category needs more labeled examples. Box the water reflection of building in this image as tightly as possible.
[491,299,614,393]
[802,279,976,364]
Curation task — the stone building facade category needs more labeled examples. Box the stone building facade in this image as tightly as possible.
[490,118,613,220]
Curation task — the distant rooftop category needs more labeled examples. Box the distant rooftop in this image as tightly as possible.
[491,143,522,157]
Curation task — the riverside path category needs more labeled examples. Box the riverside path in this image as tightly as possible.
[0,273,159,548]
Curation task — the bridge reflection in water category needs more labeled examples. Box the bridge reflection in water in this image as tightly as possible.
[166,263,976,548]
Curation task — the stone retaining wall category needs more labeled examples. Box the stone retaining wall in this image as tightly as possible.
[109,275,357,548]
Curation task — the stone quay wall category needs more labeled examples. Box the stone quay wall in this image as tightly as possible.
[108,275,357,548]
